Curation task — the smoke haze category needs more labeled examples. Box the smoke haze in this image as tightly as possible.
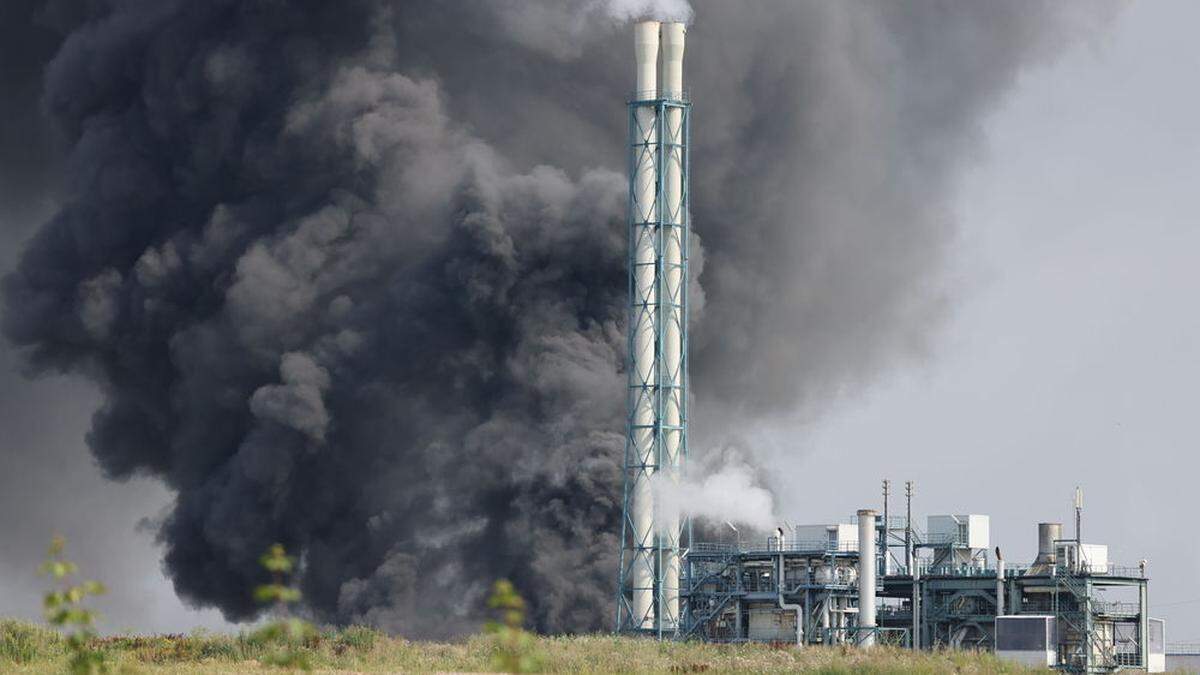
[1,0,1115,636]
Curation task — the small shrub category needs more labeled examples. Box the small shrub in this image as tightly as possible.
[39,536,107,674]
[333,624,380,653]
[250,543,317,670]
[485,579,542,673]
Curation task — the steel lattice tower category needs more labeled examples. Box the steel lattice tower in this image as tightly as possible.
[616,20,691,638]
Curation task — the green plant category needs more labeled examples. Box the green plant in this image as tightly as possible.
[0,618,62,663]
[332,624,380,652]
[39,536,107,674]
[485,579,542,673]
[251,543,316,670]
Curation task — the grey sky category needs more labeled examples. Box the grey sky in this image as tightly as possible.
[769,0,1200,643]
[0,0,1195,641]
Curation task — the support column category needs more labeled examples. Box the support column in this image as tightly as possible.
[1140,581,1149,669]
[912,565,921,649]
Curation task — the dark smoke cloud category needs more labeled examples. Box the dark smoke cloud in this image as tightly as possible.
[2,0,1114,636]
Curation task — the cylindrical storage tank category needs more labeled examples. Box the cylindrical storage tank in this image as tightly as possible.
[629,19,660,631]
[658,20,686,631]
[857,509,877,646]
[1038,523,1061,564]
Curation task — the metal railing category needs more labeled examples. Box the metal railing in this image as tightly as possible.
[629,89,691,103]
[764,538,859,554]
[877,606,913,620]
[1168,642,1200,654]
[888,562,1031,578]
[1093,601,1140,617]
[1115,653,1144,667]
[1045,562,1144,577]
[691,539,862,556]
[823,626,911,648]
[691,542,738,555]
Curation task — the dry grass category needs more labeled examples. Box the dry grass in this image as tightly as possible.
[0,618,1047,673]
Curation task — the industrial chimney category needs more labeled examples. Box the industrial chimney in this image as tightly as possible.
[617,20,691,637]
[857,509,878,646]
[1028,522,1062,575]
[626,18,660,633]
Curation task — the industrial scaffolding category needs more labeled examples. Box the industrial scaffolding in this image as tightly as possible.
[615,21,693,638]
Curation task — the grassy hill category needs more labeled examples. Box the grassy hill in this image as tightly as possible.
[1,618,1046,673]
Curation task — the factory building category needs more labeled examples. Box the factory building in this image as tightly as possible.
[679,484,1164,673]
[610,20,1162,673]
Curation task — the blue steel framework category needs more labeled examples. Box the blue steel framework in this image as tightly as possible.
[616,92,692,637]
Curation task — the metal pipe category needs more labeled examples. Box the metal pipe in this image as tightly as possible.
[1139,578,1149,669]
[912,565,920,649]
[1074,486,1083,544]
[804,560,813,642]
[904,481,912,573]
[629,19,660,630]
[995,547,1005,617]
[857,509,877,646]
[906,481,917,649]
[882,480,889,575]
[778,553,804,646]
[659,20,686,630]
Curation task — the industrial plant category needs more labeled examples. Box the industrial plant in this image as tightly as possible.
[613,20,1164,674]
[678,487,1165,673]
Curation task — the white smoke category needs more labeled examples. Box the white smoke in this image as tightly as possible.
[651,452,776,532]
[487,1,693,62]
[599,0,693,23]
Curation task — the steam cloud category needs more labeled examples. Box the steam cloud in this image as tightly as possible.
[2,0,1113,637]
[652,448,777,532]
[601,0,693,23]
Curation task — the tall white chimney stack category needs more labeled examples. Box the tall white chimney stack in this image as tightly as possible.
[658,20,686,631]
[619,18,690,637]
[660,22,686,99]
[634,21,661,100]
[629,19,660,631]
[858,509,878,646]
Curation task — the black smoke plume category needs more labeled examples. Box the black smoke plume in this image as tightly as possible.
[2,0,1113,636]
